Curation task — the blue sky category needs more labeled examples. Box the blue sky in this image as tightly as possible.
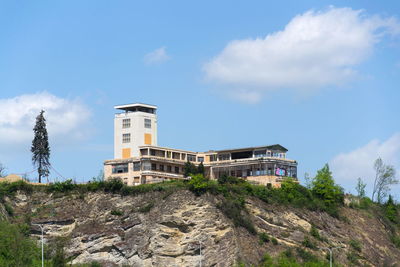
[0,1,399,199]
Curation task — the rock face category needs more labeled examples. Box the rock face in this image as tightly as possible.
[6,190,400,266]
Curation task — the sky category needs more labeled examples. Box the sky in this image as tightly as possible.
[0,1,399,199]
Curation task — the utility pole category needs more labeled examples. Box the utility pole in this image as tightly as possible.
[33,224,44,267]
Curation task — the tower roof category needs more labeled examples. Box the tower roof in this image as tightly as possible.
[114,103,157,113]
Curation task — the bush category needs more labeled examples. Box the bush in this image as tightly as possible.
[310,225,321,240]
[47,179,77,193]
[259,232,270,244]
[110,209,123,216]
[138,202,154,213]
[4,203,13,216]
[302,236,316,249]
[218,197,256,235]
[349,239,362,252]
[271,237,278,245]
[188,174,210,195]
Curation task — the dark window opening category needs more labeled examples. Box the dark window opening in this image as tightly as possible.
[231,150,252,160]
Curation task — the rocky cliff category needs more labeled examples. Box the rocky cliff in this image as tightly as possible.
[3,188,400,266]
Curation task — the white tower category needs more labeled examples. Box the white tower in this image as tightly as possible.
[114,103,158,159]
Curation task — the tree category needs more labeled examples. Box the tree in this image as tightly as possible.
[31,110,51,183]
[183,161,197,177]
[372,158,398,203]
[355,177,366,198]
[0,162,6,177]
[311,164,344,207]
[197,162,205,176]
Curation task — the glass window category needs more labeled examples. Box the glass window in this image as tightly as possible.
[167,165,172,172]
[197,157,204,162]
[175,166,179,174]
[254,150,267,158]
[218,154,230,161]
[151,163,157,171]
[122,133,131,143]
[133,162,140,171]
[209,155,217,162]
[144,118,151,129]
[122,118,131,128]
[187,154,196,162]
[112,164,128,174]
[142,161,151,171]
[159,165,164,171]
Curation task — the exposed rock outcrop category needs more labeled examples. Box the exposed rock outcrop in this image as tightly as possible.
[4,190,400,266]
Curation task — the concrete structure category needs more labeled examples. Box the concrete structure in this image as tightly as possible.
[114,103,157,159]
[104,103,298,187]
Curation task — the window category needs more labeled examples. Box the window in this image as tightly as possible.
[144,118,151,129]
[122,133,131,143]
[167,165,172,172]
[142,161,151,171]
[254,150,267,158]
[150,149,156,156]
[175,166,179,174]
[209,154,217,162]
[197,157,204,162]
[187,154,196,162]
[122,118,131,128]
[133,162,140,171]
[112,164,128,174]
[151,163,157,171]
[218,154,230,161]
[159,164,164,171]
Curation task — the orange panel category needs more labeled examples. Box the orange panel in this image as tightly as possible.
[122,148,131,159]
[144,133,152,145]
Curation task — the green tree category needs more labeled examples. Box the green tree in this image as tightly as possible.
[197,162,205,176]
[384,195,398,223]
[355,177,366,198]
[311,164,344,207]
[31,110,51,183]
[372,158,398,203]
[0,221,40,266]
[183,161,197,177]
[0,162,6,177]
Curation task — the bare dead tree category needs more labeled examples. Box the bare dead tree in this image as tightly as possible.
[372,158,398,203]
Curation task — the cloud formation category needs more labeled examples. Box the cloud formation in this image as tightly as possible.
[330,133,400,195]
[144,47,171,65]
[204,7,400,102]
[0,92,91,147]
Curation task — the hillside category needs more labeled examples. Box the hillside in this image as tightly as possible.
[0,178,400,266]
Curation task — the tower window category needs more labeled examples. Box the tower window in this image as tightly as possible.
[144,118,151,129]
[122,133,131,143]
[122,119,131,128]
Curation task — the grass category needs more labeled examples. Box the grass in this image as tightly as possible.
[138,202,154,213]
[110,209,123,216]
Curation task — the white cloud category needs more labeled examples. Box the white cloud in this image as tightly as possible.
[0,92,91,147]
[204,7,400,103]
[330,133,400,196]
[144,47,171,65]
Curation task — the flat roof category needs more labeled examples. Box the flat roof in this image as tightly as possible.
[209,144,288,153]
[139,145,198,154]
[114,103,157,110]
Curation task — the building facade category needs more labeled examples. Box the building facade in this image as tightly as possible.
[104,103,298,187]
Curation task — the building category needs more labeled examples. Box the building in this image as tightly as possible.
[104,103,298,187]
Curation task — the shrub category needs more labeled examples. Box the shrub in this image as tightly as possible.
[110,209,123,216]
[259,232,270,244]
[302,236,316,249]
[390,235,400,248]
[271,237,278,245]
[310,225,321,240]
[218,197,256,235]
[4,203,13,216]
[103,178,124,193]
[47,179,77,193]
[349,239,362,252]
[188,174,210,195]
[138,202,154,213]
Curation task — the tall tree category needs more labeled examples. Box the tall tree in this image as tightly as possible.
[355,177,366,198]
[197,162,205,176]
[311,164,343,207]
[0,162,6,177]
[31,110,51,183]
[372,158,398,203]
